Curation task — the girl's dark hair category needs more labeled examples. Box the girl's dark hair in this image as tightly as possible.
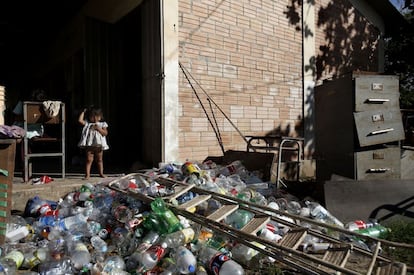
[86,106,104,121]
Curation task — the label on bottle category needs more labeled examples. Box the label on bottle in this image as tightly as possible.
[5,250,24,268]
[209,253,229,275]
[181,228,195,243]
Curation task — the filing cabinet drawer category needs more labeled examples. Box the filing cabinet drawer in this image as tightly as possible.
[355,147,400,180]
[354,75,399,112]
[354,109,405,147]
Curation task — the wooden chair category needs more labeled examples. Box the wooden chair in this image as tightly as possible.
[22,101,65,182]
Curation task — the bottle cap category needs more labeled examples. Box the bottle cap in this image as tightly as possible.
[188,265,196,273]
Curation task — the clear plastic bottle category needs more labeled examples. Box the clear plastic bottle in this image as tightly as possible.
[0,250,24,273]
[286,200,302,215]
[90,235,108,253]
[305,200,344,228]
[259,228,282,242]
[111,203,133,223]
[231,242,261,266]
[5,215,30,243]
[225,209,254,229]
[38,258,74,275]
[58,213,88,231]
[22,247,49,270]
[172,246,197,274]
[345,219,378,231]
[161,227,195,248]
[136,230,160,253]
[159,257,178,275]
[218,160,246,177]
[150,198,183,234]
[137,244,168,272]
[198,246,245,275]
[102,255,126,274]
[70,241,91,270]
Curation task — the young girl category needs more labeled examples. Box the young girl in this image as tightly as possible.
[78,106,109,179]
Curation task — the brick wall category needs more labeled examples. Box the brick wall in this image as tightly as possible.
[178,0,303,162]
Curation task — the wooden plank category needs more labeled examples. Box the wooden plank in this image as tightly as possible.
[207,204,239,222]
[177,194,211,211]
[376,262,407,275]
[322,244,351,267]
[240,216,270,235]
[279,227,307,250]
[165,184,195,201]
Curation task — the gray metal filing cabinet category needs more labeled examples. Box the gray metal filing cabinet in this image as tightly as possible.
[315,72,404,180]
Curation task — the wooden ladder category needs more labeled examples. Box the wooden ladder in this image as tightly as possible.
[108,173,411,275]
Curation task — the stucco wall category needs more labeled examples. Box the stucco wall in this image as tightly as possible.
[177,0,303,162]
[315,0,381,83]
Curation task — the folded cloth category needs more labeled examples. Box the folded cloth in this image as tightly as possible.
[0,125,26,138]
[42,100,62,118]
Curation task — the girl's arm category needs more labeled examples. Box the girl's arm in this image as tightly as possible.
[95,126,108,136]
[78,109,87,126]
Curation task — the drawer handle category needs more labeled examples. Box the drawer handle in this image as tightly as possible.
[369,128,394,135]
[367,168,390,173]
[365,98,390,103]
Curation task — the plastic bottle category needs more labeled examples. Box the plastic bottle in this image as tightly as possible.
[111,203,133,223]
[218,160,246,177]
[259,227,282,242]
[303,242,331,253]
[161,227,196,248]
[345,219,378,231]
[0,250,24,273]
[225,209,254,229]
[150,198,183,233]
[38,258,74,275]
[47,237,66,260]
[172,246,197,274]
[231,242,262,265]
[181,162,201,177]
[196,264,208,275]
[159,257,178,275]
[102,255,126,274]
[305,200,344,228]
[70,241,92,270]
[58,213,88,231]
[198,246,245,275]
[286,200,302,215]
[90,235,108,253]
[24,195,58,217]
[136,230,160,253]
[250,191,268,206]
[355,224,390,239]
[110,227,137,257]
[22,247,48,270]
[5,215,30,243]
[137,244,168,272]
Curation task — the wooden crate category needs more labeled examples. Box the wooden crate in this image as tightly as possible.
[0,139,16,244]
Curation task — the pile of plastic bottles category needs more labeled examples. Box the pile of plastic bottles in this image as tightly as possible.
[0,160,391,274]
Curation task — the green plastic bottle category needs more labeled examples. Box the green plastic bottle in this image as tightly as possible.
[150,198,183,233]
[355,224,390,239]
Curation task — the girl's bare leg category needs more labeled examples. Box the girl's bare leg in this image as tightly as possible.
[95,150,106,178]
[85,149,94,179]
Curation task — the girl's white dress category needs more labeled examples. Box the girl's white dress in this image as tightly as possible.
[78,121,109,150]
